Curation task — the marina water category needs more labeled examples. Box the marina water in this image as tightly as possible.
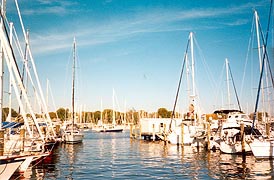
[14,130,274,179]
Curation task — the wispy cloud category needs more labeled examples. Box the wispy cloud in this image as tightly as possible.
[22,0,78,16]
[27,1,266,55]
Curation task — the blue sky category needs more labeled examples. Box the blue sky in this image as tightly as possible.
[5,0,273,114]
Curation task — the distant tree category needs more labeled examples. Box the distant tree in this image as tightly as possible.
[57,108,69,121]
[94,111,101,123]
[49,112,57,119]
[2,107,18,121]
[167,111,172,118]
[249,112,268,122]
[103,109,112,124]
[157,108,169,118]
[85,112,93,123]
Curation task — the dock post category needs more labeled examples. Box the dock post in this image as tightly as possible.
[164,124,167,144]
[207,122,211,151]
[181,123,184,146]
[266,122,270,138]
[240,123,245,154]
[0,129,4,156]
[139,125,142,140]
[20,128,25,152]
[130,124,133,138]
[152,124,155,141]
[134,125,137,139]
[56,124,60,137]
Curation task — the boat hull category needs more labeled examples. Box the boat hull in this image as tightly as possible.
[99,128,123,133]
[220,141,251,154]
[249,139,274,158]
[64,133,84,144]
[0,158,24,179]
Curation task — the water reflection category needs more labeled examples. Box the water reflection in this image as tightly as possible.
[11,131,274,179]
[59,143,83,179]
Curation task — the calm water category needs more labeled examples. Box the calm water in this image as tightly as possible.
[12,130,274,179]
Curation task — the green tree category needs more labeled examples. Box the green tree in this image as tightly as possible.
[57,108,69,121]
[2,107,18,121]
[249,112,268,122]
[49,112,57,119]
[157,108,169,118]
[103,109,112,124]
[93,111,101,123]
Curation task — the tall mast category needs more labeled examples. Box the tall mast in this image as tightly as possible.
[189,32,197,124]
[190,32,195,98]
[72,37,76,127]
[225,58,231,109]
[0,0,6,129]
[254,10,266,122]
[112,88,115,125]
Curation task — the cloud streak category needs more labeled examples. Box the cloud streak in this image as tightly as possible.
[25,1,266,56]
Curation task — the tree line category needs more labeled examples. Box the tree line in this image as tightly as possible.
[2,107,269,125]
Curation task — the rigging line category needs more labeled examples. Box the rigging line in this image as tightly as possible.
[0,9,22,81]
[251,1,272,131]
[240,15,255,100]
[258,16,274,90]
[228,62,242,111]
[169,37,190,131]
[193,35,218,92]
[213,60,226,109]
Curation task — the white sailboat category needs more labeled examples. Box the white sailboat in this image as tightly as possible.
[0,0,56,176]
[94,89,123,133]
[247,9,274,158]
[167,32,206,146]
[62,38,84,143]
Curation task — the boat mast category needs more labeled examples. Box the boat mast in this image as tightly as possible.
[72,37,76,128]
[254,10,269,122]
[112,88,115,125]
[0,0,6,130]
[225,58,231,109]
[189,32,197,124]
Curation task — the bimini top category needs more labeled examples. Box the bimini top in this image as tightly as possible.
[213,109,243,115]
[1,121,23,129]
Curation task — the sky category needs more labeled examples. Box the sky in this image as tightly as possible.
[3,0,274,114]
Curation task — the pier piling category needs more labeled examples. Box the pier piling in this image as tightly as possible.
[130,124,133,138]
[181,123,184,146]
[240,123,245,154]
[20,128,25,152]
[207,122,211,151]
[164,124,167,144]
[0,129,4,156]
[152,124,155,141]
[266,122,270,138]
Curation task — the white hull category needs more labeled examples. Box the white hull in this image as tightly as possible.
[168,125,206,147]
[93,124,124,133]
[168,126,194,145]
[220,141,251,154]
[18,156,33,172]
[18,152,50,172]
[249,139,274,158]
[64,132,84,144]
[0,158,24,179]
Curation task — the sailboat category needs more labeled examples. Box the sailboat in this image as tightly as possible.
[247,9,274,158]
[167,32,206,146]
[94,89,123,133]
[62,38,84,143]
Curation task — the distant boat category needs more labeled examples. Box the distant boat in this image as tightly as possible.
[62,38,84,143]
[93,90,123,133]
